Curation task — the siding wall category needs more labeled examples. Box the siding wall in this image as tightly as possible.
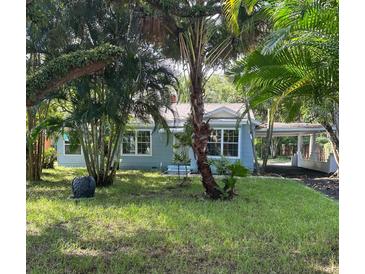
[56,137,86,167]
[56,124,254,171]
[56,130,174,170]
[190,124,254,172]
[120,130,174,170]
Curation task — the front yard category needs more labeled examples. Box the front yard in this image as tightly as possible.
[27,167,338,273]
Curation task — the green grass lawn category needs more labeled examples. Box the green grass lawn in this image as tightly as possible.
[27,167,338,273]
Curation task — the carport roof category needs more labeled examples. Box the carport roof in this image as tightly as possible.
[255,122,326,137]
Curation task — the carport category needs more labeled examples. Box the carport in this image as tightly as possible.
[255,123,338,173]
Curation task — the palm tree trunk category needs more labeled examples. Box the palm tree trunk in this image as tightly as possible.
[26,107,42,181]
[78,127,94,176]
[182,18,222,199]
[245,99,260,174]
[78,118,121,187]
[189,66,222,199]
[262,112,274,170]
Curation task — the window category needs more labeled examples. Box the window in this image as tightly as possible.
[64,133,81,155]
[207,129,222,156]
[223,130,239,157]
[122,130,152,155]
[207,129,239,158]
[122,131,136,154]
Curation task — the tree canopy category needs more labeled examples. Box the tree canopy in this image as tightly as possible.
[26,44,123,106]
[231,0,339,167]
[178,74,241,103]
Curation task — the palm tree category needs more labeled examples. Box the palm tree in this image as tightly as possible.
[57,47,176,186]
[26,0,172,183]
[26,0,262,192]
[231,0,339,167]
[136,0,262,199]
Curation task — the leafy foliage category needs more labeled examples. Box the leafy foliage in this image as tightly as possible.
[219,161,250,199]
[232,0,338,109]
[57,46,177,186]
[209,157,249,198]
[42,147,57,169]
[173,150,190,165]
[178,74,241,103]
[208,156,232,175]
[172,119,194,182]
[230,0,339,167]
[26,44,123,105]
[174,118,194,147]
[223,0,261,34]
[136,0,266,198]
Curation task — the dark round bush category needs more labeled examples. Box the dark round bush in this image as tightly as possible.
[71,176,96,198]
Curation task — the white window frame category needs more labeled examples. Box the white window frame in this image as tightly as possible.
[64,137,82,156]
[207,128,240,159]
[121,129,153,156]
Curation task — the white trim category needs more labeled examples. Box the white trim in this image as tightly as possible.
[156,119,250,132]
[208,119,248,125]
[121,129,153,157]
[256,127,325,132]
[159,127,185,133]
[255,127,327,138]
[133,118,252,129]
[204,106,238,118]
[207,128,241,160]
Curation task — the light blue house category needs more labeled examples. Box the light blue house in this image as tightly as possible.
[56,103,259,172]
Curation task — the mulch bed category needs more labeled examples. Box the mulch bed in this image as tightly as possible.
[300,177,339,200]
[262,165,339,200]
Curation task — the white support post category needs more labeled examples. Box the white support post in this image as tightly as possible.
[292,135,303,167]
[297,135,303,154]
[309,133,318,160]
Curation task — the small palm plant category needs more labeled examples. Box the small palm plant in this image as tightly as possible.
[219,161,250,199]
[172,149,191,185]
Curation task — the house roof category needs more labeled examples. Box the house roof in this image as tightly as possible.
[161,103,252,122]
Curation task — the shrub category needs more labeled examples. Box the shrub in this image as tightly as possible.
[218,161,250,199]
[42,147,57,169]
[173,150,191,185]
[208,156,232,175]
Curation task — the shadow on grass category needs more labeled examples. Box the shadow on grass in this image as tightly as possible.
[27,216,240,273]
[28,169,198,202]
[27,168,338,273]
[27,213,337,273]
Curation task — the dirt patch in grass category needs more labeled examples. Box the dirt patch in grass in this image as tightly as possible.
[263,165,339,200]
[301,177,339,200]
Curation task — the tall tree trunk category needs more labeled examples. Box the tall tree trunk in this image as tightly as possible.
[245,100,260,174]
[262,110,274,170]
[186,18,223,199]
[26,53,43,181]
[26,108,35,181]
[78,119,122,187]
[190,85,222,199]
[26,107,43,181]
